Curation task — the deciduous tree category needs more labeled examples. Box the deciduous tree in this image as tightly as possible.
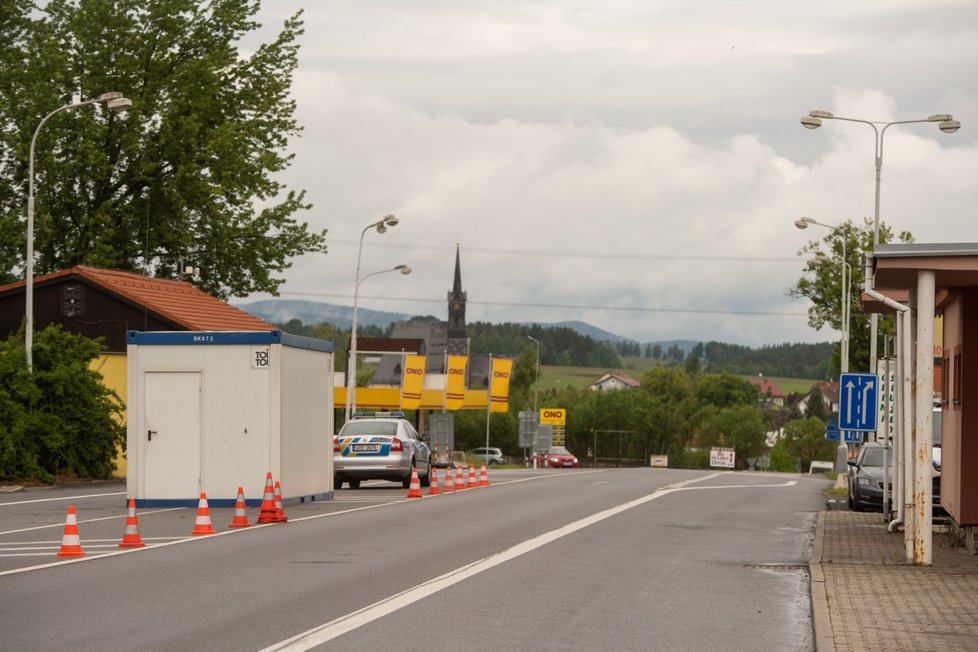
[0,0,325,297]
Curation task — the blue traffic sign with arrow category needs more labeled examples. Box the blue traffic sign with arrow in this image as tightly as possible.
[839,373,878,432]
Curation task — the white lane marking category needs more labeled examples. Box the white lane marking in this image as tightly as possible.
[0,507,184,536]
[0,491,127,506]
[679,480,798,491]
[0,469,661,577]
[260,472,725,651]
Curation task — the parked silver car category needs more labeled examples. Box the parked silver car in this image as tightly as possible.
[334,413,431,489]
[468,447,507,466]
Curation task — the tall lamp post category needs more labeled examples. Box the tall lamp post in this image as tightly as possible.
[25,92,132,371]
[345,214,404,421]
[800,110,960,374]
[527,335,540,413]
[795,217,850,373]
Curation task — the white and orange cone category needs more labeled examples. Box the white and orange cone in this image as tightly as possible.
[478,463,490,487]
[56,505,85,557]
[441,466,455,494]
[427,467,441,496]
[257,472,279,524]
[118,498,146,548]
[406,467,424,498]
[466,464,478,489]
[191,492,216,535]
[454,464,466,491]
[273,481,288,523]
[228,486,251,528]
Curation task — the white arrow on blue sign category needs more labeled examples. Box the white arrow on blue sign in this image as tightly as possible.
[839,373,878,432]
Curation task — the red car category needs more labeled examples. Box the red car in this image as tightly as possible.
[533,447,579,468]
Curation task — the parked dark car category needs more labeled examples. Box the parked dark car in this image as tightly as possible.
[848,440,942,513]
[848,442,887,512]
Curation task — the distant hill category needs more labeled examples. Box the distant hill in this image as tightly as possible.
[238,299,639,343]
[237,299,798,362]
[236,299,411,331]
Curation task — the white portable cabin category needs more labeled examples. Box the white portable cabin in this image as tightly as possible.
[126,330,333,507]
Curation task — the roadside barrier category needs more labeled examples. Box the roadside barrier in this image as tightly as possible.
[406,467,424,498]
[228,487,251,528]
[56,505,85,557]
[118,498,146,548]
[190,492,216,535]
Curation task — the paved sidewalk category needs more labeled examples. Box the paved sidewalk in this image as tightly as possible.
[810,510,978,651]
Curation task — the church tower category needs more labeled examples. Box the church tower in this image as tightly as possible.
[447,244,467,340]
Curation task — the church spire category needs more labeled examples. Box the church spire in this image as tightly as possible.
[447,243,467,340]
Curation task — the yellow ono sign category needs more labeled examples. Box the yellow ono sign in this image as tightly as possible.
[540,408,566,425]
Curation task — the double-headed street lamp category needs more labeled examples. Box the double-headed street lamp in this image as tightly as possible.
[795,217,850,373]
[800,109,960,373]
[345,214,403,423]
[25,92,132,372]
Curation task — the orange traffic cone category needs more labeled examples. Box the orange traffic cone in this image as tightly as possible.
[191,492,216,535]
[406,467,424,498]
[273,481,288,523]
[118,498,146,548]
[479,463,490,487]
[228,487,251,528]
[257,472,279,524]
[427,467,441,496]
[454,464,466,491]
[441,466,455,494]
[56,505,85,557]
[467,464,478,488]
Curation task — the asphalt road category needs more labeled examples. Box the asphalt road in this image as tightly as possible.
[0,468,827,651]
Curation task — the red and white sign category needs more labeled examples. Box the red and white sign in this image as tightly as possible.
[710,447,735,469]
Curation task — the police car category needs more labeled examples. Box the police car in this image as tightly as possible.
[333,412,431,489]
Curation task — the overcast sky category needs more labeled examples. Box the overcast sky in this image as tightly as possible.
[243,0,978,347]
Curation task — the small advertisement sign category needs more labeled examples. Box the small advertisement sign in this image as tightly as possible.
[710,447,735,469]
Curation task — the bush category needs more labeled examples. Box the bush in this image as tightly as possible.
[768,445,797,473]
[669,448,710,469]
[0,324,125,482]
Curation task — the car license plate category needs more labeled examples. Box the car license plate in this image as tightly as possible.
[352,443,381,453]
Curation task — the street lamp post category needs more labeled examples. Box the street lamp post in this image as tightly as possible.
[347,262,411,421]
[345,212,403,422]
[527,335,540,413]
[800,110,960,374]
[25,92,132,371]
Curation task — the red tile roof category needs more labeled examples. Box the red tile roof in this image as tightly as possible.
[1,265,274,331]
[748,377,786,398]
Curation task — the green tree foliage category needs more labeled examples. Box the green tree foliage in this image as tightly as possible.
[700,341,833,378]
[0,0,326,296]
[694,372,759,410]
[780,416,834,471]
[0,324,125,481]
[788,218,913,374]
[767,444,797,472]
[468,322,621,368]
[640,367,695,450]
